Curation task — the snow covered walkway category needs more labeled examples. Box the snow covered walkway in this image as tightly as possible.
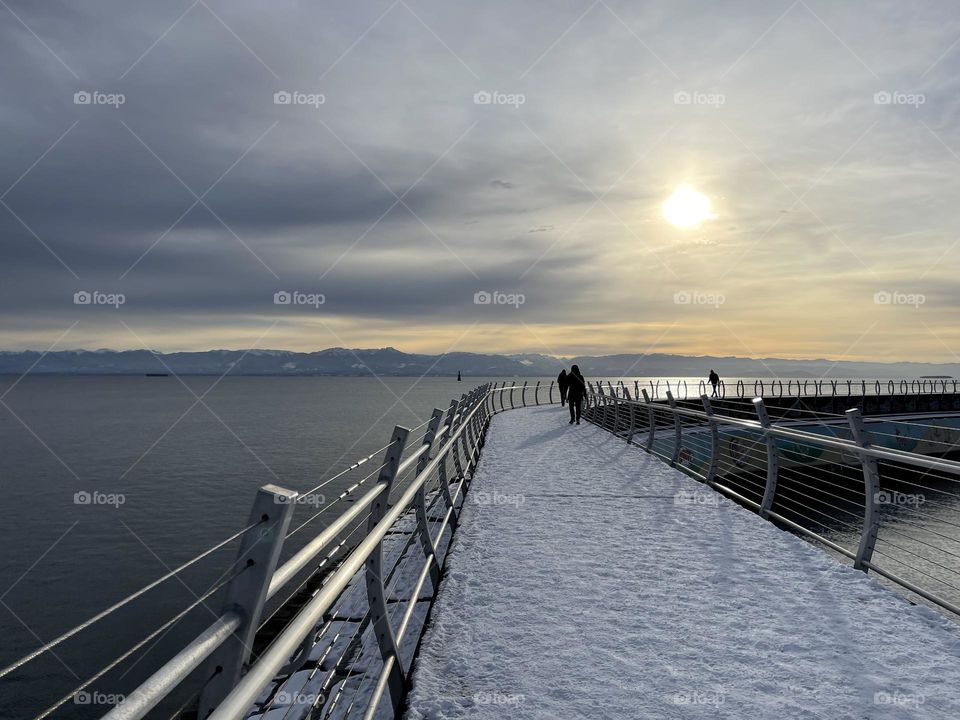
[404,406,960,719]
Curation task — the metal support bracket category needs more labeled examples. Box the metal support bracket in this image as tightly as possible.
[701,394,720,485]
[198,483,297,717]
[666,391,682,467]
[847,408,881,572]
[365,426,410,707]
[754,398,779,519]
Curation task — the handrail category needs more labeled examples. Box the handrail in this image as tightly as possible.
[612,376,960,400]
[206,391,494,720]
[635,394,960,474]
[583,386,960,622]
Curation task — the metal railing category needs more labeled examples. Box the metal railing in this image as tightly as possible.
[584,383,960,620]
[2,382,559,720]
[614,377,958,401]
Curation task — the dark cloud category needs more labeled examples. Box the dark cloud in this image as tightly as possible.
[3,1,960,357]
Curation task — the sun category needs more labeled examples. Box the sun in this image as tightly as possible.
[662,186,715,228]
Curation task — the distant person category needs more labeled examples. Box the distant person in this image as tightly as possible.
[557,369,569,406]
[708,369,720,397]
[567,365,587,425]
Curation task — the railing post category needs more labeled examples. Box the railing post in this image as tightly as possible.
[701,394,720,485]
[471,394,484,452]
[613,393,621,436]
[413,409,444,588]
[521,380,528,407]
[549,381,555,404]
[437,400,460,525]
[198,484,298,717]
[641,389,655,451]
[846,408,881,572]
[450,396,466,479]
[365,425,410,708]
[535,380,540,405]
[666,391,682,466]
[753,398,779,519]
[464,393,480,468]
[626,396,636,444]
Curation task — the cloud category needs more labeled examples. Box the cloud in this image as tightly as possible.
[3,1,960,360]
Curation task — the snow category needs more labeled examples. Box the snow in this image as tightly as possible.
[404,406,960,719]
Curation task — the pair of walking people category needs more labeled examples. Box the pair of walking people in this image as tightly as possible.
[557,365,586,425]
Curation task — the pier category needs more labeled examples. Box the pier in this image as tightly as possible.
[405,406,960,718]
[6,381,960,719]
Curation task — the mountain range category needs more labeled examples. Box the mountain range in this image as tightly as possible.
[0,348,956,378]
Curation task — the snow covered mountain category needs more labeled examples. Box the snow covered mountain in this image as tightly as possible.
[0,347,957,377]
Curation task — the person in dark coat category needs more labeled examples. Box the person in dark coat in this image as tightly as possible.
[708,369,720,397]
[557,369,570,406]
[566,365,586,425]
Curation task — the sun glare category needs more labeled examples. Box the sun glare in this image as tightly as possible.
[662,186,715,228]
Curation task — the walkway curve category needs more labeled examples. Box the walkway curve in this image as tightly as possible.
[405,406,960,719]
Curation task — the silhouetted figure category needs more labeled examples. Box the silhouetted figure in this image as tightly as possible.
[709,369,720,397]
[567,365,586,425]
[557,369,569,406]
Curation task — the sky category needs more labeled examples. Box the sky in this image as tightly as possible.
[3,1,960,362]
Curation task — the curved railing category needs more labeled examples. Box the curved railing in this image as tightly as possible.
[584,384,960,620]
[603,377,958,401]
[1,382,555,720]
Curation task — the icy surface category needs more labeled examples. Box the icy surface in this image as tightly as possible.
[405,406,960,719]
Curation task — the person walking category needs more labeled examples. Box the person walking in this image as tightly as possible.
[557,369,570,406]
[567,365,586,425]
[708,369,720,397]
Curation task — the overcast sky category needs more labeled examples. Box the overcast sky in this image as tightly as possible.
[3,0,960,361]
